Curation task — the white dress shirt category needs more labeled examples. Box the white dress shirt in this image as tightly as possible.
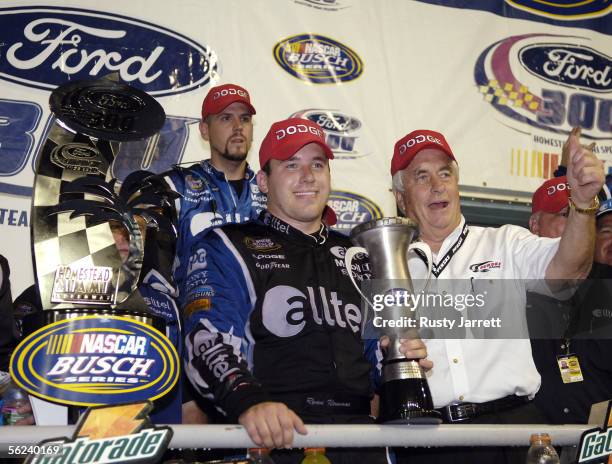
[407,216,560,408]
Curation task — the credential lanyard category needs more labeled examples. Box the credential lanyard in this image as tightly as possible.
[414,223,469,278]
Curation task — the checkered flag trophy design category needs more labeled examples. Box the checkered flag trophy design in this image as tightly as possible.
[30,73,170,326]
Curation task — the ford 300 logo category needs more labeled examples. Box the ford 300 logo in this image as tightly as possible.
[519,44,611,93]
[273,34,363,84]
[0,6,218,96]
[10,315,179,406]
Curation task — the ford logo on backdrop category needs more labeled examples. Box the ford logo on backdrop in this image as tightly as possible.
[0,6,218,96]
[10,315,179,406]
[519,44,611,93]
[290,109,371,159]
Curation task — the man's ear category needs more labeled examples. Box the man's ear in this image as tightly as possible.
[394,188,407,216]
[528,213,540,235]
[256,170,269,194]
[199,120,210,142]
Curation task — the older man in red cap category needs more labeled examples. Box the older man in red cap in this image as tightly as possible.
[529,176,571,238]
[390,128,604,464]
[182,118,429,462]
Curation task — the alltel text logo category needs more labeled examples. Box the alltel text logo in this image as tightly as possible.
[276,124,324,140]
[0,6,218,96]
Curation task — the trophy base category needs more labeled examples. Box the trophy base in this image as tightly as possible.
[378,377,442,425]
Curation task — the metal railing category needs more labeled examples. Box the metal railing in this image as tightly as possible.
[0,423,591,450]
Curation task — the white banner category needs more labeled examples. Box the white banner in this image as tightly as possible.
[0,0,610,294]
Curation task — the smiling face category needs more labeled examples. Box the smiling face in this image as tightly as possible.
[394,148,462,247]
[199,101,253,163]
[257,143,330,234]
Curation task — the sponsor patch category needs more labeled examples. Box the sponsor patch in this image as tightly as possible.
[185,174,204,191]
[10,315,179,406]
[469,260,502,273]
[24,402,171,464]
[0,6,218,96]
[475,34,612,141]
[244,237,282,252]
[273,34,363,84]
[328,191,383,235]
[184,297,212,317]
[290,109,370,159]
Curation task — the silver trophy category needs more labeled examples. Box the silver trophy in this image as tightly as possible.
[345,217,441,424]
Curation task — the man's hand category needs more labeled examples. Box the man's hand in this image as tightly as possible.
[565,127,604,208]
[380,336,433,371]
[238,402,307,449]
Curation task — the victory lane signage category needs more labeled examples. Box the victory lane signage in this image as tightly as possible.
[25,402,172,464]
[10,315,179,406]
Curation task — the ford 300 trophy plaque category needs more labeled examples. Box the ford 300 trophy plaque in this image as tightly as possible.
[345,217,441,424]
[31,74,167,325]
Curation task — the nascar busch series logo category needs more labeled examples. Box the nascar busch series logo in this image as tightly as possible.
[328,191,383,235]
[290,109,371,159]
[262,285,362,337]
[504,0,611,20]
[0,6,218,96]
[475,34,612,141]
[10,315,179,406]
[273,34,363,84]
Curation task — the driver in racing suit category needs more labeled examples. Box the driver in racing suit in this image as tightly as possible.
[183,118,431,463]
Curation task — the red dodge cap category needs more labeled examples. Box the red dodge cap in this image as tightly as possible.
[531,176,570,214]
[391,129,455,176]
[201,83,256,119]
[259,118,334,168]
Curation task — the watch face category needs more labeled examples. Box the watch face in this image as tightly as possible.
[49,78,165,142]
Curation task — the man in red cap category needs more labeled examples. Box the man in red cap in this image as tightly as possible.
[529,176,571,238]
[528,174,612,426]
[162,84,266,424]
[182,118,429,462]
[390,128,604,464]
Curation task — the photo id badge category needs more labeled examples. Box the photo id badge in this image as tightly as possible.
[557,354,584,383]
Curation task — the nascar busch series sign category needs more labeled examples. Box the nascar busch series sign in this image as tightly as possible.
[328,191,383,235]
[10,315,179,406]
[475,33,612,140]
[290,109,371,159]
[0,6,218,96]
[273,33,363,84]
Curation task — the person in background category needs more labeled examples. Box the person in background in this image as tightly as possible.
[162,83,266,424]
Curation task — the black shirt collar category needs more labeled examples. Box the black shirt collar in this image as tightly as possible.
[260,212,328,245]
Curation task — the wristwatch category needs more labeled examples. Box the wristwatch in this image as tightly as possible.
[568,196,600,214]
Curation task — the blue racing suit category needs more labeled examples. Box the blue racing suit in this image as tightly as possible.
[182,212,382,422]
[163,160,267,296]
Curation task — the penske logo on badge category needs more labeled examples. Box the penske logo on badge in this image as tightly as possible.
[10,315,179,406]
[273,33,363,84]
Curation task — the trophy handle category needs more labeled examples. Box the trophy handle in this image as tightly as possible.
[344,246,375,308]
[407,242,433,294]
